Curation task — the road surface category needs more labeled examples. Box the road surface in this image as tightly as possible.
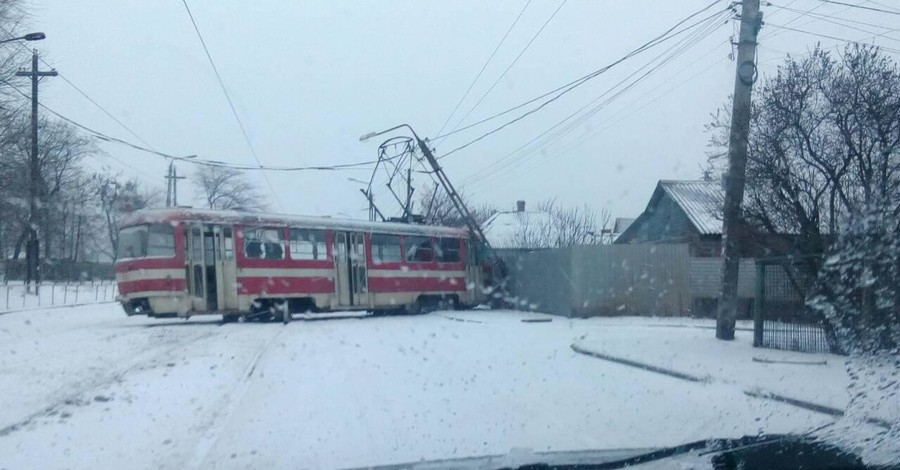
[0,304,830,469]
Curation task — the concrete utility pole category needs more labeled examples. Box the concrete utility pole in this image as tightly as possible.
[16,50,56,294]
[165,161,186,207]
[717,0,762,340]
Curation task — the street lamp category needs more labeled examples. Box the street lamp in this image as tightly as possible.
[0,32,46,45]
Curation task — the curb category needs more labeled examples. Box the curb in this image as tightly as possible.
[570,343,707,383]
[569,342,893,429]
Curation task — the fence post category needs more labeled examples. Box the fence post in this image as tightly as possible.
[95,284,99,302]
[51,283,55,306]
[753,261,765,347]
[5,284,8,310]
[75,284,79,304]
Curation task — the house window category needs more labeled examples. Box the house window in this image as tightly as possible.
[371,234,402,264]
[405,235,434,263]
[435,238,461,263]
[290,228,327,260]
[243,226,285,260]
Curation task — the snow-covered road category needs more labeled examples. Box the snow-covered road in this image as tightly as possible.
[0,305,833,469]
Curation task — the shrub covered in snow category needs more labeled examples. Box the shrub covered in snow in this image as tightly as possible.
[808,203,899,464]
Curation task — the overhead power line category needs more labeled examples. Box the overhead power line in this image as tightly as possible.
[464,9,731,188]
[180,0,281,207]
[436,1,731,159]
[445,0,568,136]
[0,24,159,151]
[813,0,900,16]
[431,0,726,143]
[434,0,533,140]
[1,79,391,173]
[766,22,900,53]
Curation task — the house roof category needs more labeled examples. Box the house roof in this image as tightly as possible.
[656,180,724,235]
[612,217,635,234]
[482,210,554,249]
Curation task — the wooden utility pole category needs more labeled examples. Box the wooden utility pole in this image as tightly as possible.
[16,50,56,294]
[717,0,762,340]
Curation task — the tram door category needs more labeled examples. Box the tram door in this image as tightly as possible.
[186,225,233,312]
[333,232,369,307]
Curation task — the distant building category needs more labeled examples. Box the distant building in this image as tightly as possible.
[482,200,555,251]
[615,180,726,257]
[610,217,635,242]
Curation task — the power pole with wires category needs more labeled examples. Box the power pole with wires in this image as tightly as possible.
[16,50,56,294]
[717,0,762,340]
[165,161,186,207]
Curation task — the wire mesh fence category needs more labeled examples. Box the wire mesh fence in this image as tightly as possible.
[0,281,119,313]
[753,255,834,353]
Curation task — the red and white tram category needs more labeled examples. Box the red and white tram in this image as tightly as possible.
[114,208,488,321]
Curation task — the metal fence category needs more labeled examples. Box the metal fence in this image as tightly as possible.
[0,281,119,312]
[753,255,833,353]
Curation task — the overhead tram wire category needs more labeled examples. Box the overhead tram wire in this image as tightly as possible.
[437,2,732,160]
[430,0,728,144]
[462,8,731,188]
[180,0,281,209]
[433,0,533,141]
[444,0,568,137]
[813,0,900,16]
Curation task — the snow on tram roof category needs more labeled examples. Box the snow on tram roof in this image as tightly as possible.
[121,208,471,237]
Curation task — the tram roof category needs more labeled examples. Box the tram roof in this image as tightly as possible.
[121,208,471,238]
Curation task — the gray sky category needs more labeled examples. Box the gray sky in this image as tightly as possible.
[26,0,900,221]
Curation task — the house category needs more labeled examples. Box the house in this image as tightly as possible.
[615,180,726,256]
[482,200,555,251]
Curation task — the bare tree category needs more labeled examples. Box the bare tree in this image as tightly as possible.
[95,175,161,260]
[417,183,496,228]
[516,199,611,248]
[706,45,900,256]
[193,165,264,211]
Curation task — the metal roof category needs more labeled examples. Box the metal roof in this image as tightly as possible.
[657,180,724,235]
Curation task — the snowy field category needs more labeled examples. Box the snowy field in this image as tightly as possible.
[0,305,839,469]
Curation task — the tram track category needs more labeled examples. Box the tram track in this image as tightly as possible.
[184,325,288,470]
[0,326,221,437]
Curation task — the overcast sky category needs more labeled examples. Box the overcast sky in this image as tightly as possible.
[23,0,900,222]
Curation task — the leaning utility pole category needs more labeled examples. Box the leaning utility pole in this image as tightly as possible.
[717,0,762,340]
[16,50,56,294]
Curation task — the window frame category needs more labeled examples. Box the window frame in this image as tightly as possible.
[404,235,435,263]
[436,237,462,264]
[289,227,328,261]
[242,226,287,260]
[370,233,403,265]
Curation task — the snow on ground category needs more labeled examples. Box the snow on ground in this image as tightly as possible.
[0,306,842,469]
[571,319,853,413]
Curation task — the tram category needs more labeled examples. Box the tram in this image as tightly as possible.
[114,208,488,321]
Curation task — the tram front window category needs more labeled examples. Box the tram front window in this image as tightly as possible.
[117,224,176,259]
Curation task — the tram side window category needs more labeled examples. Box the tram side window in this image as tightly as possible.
[371,234,402,264]
[436,237,461,263]
[289,228,327,260]
[223,227,234,260]
[243,226,285,260]
[405,235,434,263]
